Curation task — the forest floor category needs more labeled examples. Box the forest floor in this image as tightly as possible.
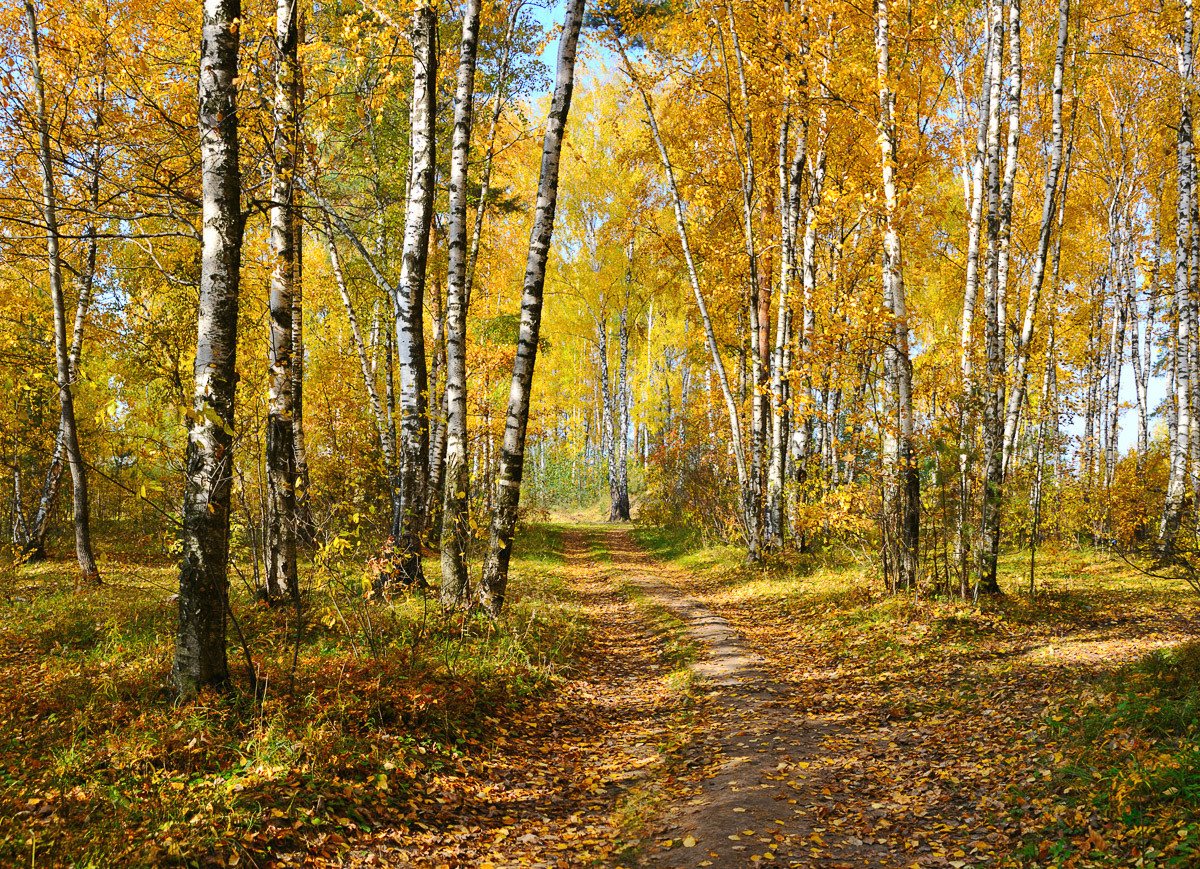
[3,522,1200,867]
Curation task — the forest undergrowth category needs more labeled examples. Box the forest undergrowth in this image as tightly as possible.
[6,522,1200,867]
[632,525,1200,867]
[0,525,590,866]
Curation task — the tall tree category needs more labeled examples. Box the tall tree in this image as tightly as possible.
[874,0,918,592]
[264,0,301,602]
[1162,0,1195,553]
[441,0,483,608]
[391,1,437,589]
[175,0,243,696]
[19,72,104,566]
[1002,0,1069,475]
[477,0,585,617]
[24,0,100,584]
[619,42,756,558]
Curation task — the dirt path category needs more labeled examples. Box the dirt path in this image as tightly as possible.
[594,527,897,868]
[344,526,690,866]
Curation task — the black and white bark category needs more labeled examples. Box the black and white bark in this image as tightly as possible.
[440,0,483,609]
[620,43,755,556]
[976,0,1012,595]
[956,3,999,590]
[767,101,799,551]
[390,2,437,589]
[1163,0,1194,551]
[614,272,631,522]
[265,0,300,602]
[175,0,243,696]
[874,0,919,592]
[22,84,103,564]
[477,0,584,616]
[323,215,395,471]
[719,1,765,560]
[1001,0,1067,475]
[465,0,525,310]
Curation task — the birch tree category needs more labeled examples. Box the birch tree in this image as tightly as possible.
[874,0,918,591]
[441,0,483,608]
[1162,0,1195,553]
[478,0,585,616]
[24,0,100,584]
[264,0,300,602]
[390,1,437,589]
[174,0,243,696]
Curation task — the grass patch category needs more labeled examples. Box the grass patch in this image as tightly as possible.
[1017,642,1200,866]
[0,526,583,866]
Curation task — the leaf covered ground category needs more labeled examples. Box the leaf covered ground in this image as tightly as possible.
[632,526,1200,867]
[3,523,1199,867]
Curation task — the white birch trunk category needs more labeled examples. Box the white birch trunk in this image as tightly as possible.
[175,0,242,696]
[478,0,585,616]
[440,0,483,607]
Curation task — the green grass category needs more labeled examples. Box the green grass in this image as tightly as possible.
[0,525,585,867]
[634,521,1200,866]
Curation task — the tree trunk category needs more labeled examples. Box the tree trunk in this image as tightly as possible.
[1002,0,1068,475]
[614,291,631,521]
[324,217,395,472]
[175,0,242,696]
[976,0,1008,595]
[440,0,482,608]
[22,98,103,565]
[477,0,584,616]
[25,1,101,583]
[425,246,448,536]
[1163,0,1194,552]
[720,1,765,561]
[767,102,800,550]
[389,2,437,589]
[265,0,300,602]
[874,0,919,592]
[292,38,314,545]
[957,4,999,592]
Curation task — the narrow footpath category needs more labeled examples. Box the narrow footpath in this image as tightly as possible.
[597,528,897,868]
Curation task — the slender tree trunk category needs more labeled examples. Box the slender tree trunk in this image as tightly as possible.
[1133,205,1161,459]
[615,295,631,520]
[389,2,437,589]
[767,102,800,550]
[1104,280,1128,488]
[25,1,100,583]
[292,37,313,545]
[425,250,448,535]
[976,0,1009,595]
[324,217,394,471]
[440,0,482,607]
[797,64,828,486]
[721,1,765,561]
[957,5,999,591]
[477,0,584,616]
[264,0,300,602]
[1163,0,1194,551]
[175,0,242,696]
[1002,0,1068,474]
[23,103,103,564]
[874,0,918,592]
[598,317,622,520]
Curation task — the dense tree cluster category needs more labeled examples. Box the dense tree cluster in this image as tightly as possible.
[3,0,1200,695]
